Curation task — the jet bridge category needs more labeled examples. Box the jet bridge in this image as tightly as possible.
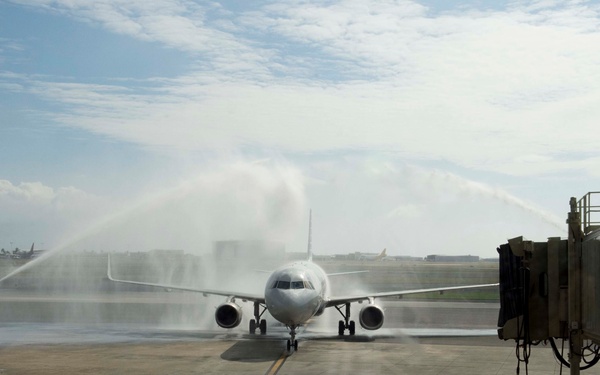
[497,192,600,374]
[580,192,600,347]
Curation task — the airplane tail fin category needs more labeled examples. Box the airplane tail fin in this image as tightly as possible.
[107,254,113,280]
[29,243,34,255]
[307,210,313,262]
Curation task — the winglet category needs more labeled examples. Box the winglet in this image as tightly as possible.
[307,210,313,262]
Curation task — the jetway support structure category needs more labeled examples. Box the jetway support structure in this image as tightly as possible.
[498,192,600,374]
[568,197,583,375]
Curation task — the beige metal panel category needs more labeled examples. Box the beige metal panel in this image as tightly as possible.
[582,239,600,343]
[528,241,550,341]
[548,238,568,338]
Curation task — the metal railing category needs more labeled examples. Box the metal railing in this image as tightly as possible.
[578,192,600,235]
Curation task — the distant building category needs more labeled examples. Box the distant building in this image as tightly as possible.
[425,254,479,262]
[388,256,424,262]
[149,249,185,257]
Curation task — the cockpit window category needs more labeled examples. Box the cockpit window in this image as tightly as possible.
[271,277,315,290]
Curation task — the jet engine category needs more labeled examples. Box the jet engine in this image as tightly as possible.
[215,302,243,329]
[359,304,384,330]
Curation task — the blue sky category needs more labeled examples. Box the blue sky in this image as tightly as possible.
[2,0,600,257]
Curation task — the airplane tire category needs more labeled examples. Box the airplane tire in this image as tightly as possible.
[260,319,267,335]
[286,340,291,351]
[249,319,256,334]
[294,340,298,351]
[349,320,355,335]
[338,320,345,336]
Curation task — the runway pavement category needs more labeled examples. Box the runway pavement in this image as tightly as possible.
[0,331,588,374]
[0,291,596,374]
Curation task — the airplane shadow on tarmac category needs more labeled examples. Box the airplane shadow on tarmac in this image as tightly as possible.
[219,336,376,363]
[220,338,284,362]
[219,332,401,362]
[307,334,377,343]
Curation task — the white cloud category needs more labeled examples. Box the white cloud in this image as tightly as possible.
[3,1,600,178]
[9,0,269,73]
[0,180,55,204]
[0,180,110,249]
[15,74,597,177]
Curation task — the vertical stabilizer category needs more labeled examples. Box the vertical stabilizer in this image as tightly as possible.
[307,210,313,262]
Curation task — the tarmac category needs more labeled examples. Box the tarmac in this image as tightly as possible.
[0,293,594,374]
[0,333,584,374]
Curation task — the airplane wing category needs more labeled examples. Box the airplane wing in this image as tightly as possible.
[107,255,265,304]
[326,283,498,307]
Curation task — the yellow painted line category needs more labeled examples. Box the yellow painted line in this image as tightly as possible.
[265,351,288,375]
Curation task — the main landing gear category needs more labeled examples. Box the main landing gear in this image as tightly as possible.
[249,301,268,335]
[286,325,299,351]
[335,303,355,336]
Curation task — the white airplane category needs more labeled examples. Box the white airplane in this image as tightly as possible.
[357,248,387,261]
[107,213,498,351]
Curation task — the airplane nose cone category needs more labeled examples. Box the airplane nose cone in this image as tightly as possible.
[266,290,318,325]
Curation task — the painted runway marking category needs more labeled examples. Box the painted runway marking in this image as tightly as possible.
[265,351,288,375]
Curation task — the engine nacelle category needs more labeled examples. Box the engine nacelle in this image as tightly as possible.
[359,304,384,330]
[215,302,243,329]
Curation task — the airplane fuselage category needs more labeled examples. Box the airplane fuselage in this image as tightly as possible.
[264,261,329,326]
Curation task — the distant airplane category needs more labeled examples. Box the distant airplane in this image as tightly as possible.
[10,243,35,259]
[358,248,387,261]
[19,242,44,259]
[25,243,34,259]
[107,213,498,351]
